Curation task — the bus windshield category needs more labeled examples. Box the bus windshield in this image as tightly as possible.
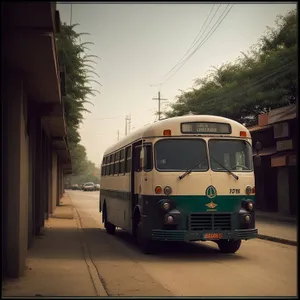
[155,139,208,171]
[208,139,253,172]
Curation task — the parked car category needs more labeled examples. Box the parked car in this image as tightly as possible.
[95,184,100,191]
[83,182,96,191]
[71,184,79,190]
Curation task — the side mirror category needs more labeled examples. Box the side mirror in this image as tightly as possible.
[255,141,262,153]
[253,155,261,167]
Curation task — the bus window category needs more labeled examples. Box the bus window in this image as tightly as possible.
[119,149,125,174]
[133,146,142,172]
[125,146,132,173]
[112,153,117,174]
[115,151,120,174]
[143,144,153,172]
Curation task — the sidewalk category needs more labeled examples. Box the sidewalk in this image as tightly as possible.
[256,215,297,246]
[2,194,107,297]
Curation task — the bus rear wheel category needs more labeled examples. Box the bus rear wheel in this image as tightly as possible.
[104,207,116,235]
[217,239,241,254]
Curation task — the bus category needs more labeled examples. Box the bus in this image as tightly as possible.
[99,115,260,254]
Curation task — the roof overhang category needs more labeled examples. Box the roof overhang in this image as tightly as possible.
[2,2,61,104]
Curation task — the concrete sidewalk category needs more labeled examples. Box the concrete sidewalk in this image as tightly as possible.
[256,218,297,246]
[2,194,107,297]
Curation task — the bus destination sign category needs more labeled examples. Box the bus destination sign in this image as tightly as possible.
[181,122,231,134]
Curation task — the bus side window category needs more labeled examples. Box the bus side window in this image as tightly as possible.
[109,155,113,175]
[125,146,132,173]
[133,146,142,172]
[143,144,153,172]
[115,151,120,174]
[119,149,125,174]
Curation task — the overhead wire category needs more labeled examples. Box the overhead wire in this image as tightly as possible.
[185,60,296,108]
[154,4,234,86]
[160,4,220,81]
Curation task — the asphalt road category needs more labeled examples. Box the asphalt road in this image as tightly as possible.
[68,190,297,297]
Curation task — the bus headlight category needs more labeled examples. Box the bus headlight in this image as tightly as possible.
[162,202,170,211]
[164,185,172,195]
[245,185,252,195]
[165,214,174,224]
[244,214,251,223]
[247,201,254,211]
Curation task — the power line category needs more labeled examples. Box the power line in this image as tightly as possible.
[156,4,234,86]
[182,61,296,109]
[161,4,220,81]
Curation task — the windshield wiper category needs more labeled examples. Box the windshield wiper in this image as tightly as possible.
[179,156,207,180]
[210,156,239,180]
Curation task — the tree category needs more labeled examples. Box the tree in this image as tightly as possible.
[56,23,101,177]
[165,9,297,125]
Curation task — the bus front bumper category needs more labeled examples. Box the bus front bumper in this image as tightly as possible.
[151,228,258,242]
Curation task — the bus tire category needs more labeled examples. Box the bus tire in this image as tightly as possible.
[133,211,154,254]
[103,206,116,235]
[217,239,241,254]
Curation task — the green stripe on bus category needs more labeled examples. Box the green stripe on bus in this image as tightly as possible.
[169,195,255,213]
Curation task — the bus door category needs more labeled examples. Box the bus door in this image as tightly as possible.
[131,141,143,212]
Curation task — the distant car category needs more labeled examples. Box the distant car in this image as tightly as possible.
[71,184,79,190]
[95,184,100,191]
[83,182,96,191]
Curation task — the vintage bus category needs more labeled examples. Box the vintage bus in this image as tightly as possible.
[99,115,259,254]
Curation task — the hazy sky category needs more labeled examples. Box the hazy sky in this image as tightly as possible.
[57,2,296,166]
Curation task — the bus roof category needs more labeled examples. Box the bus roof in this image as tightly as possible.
[103,115,251,156]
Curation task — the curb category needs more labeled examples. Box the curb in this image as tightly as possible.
[257,234,297,246]
[256,215,297,225]
[68,195,108,296]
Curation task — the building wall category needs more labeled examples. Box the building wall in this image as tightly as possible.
[277,167,290,215]
[3,73,29,278]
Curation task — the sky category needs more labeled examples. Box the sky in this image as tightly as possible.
[57,2,297,166]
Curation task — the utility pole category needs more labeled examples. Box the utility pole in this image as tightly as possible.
[152,91,167,120]
[125,116,128,136]
[70,4,73,25]
[117,130,120,141]
[128,115,131,134]
[125,115,131,136]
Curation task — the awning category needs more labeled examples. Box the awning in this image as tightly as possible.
[252,146,277,157]
[248,124,273,132]
[271,152,296,167]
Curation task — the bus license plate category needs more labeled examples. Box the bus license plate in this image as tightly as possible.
[204,233,223,240]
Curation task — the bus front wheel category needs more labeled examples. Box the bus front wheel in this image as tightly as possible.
[217,239,241,254]
[134,213,154,254]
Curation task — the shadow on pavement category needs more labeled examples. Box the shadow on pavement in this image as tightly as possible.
[82,227,246,263]
[30,225,246,263]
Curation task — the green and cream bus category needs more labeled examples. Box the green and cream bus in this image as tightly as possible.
[100,115,259,254]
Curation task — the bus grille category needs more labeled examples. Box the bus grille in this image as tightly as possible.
[189,213,232,231]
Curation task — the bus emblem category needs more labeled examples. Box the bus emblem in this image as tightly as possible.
[206,185,217,199]
[205,201,218,209]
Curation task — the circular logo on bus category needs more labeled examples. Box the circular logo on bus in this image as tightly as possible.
[206,185,217,199]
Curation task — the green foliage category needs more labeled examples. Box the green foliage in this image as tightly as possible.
[56,23,101,176]
[166,9,297,125]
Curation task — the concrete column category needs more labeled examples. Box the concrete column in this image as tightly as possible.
[277,167,290,215]
[56,160,60,205]
[3,75,29,278]
[51,152,58,214]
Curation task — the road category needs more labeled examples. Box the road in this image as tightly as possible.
[68,190,297,297]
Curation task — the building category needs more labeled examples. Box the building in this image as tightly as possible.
[1,2,72,278]
[249,104,297,216]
